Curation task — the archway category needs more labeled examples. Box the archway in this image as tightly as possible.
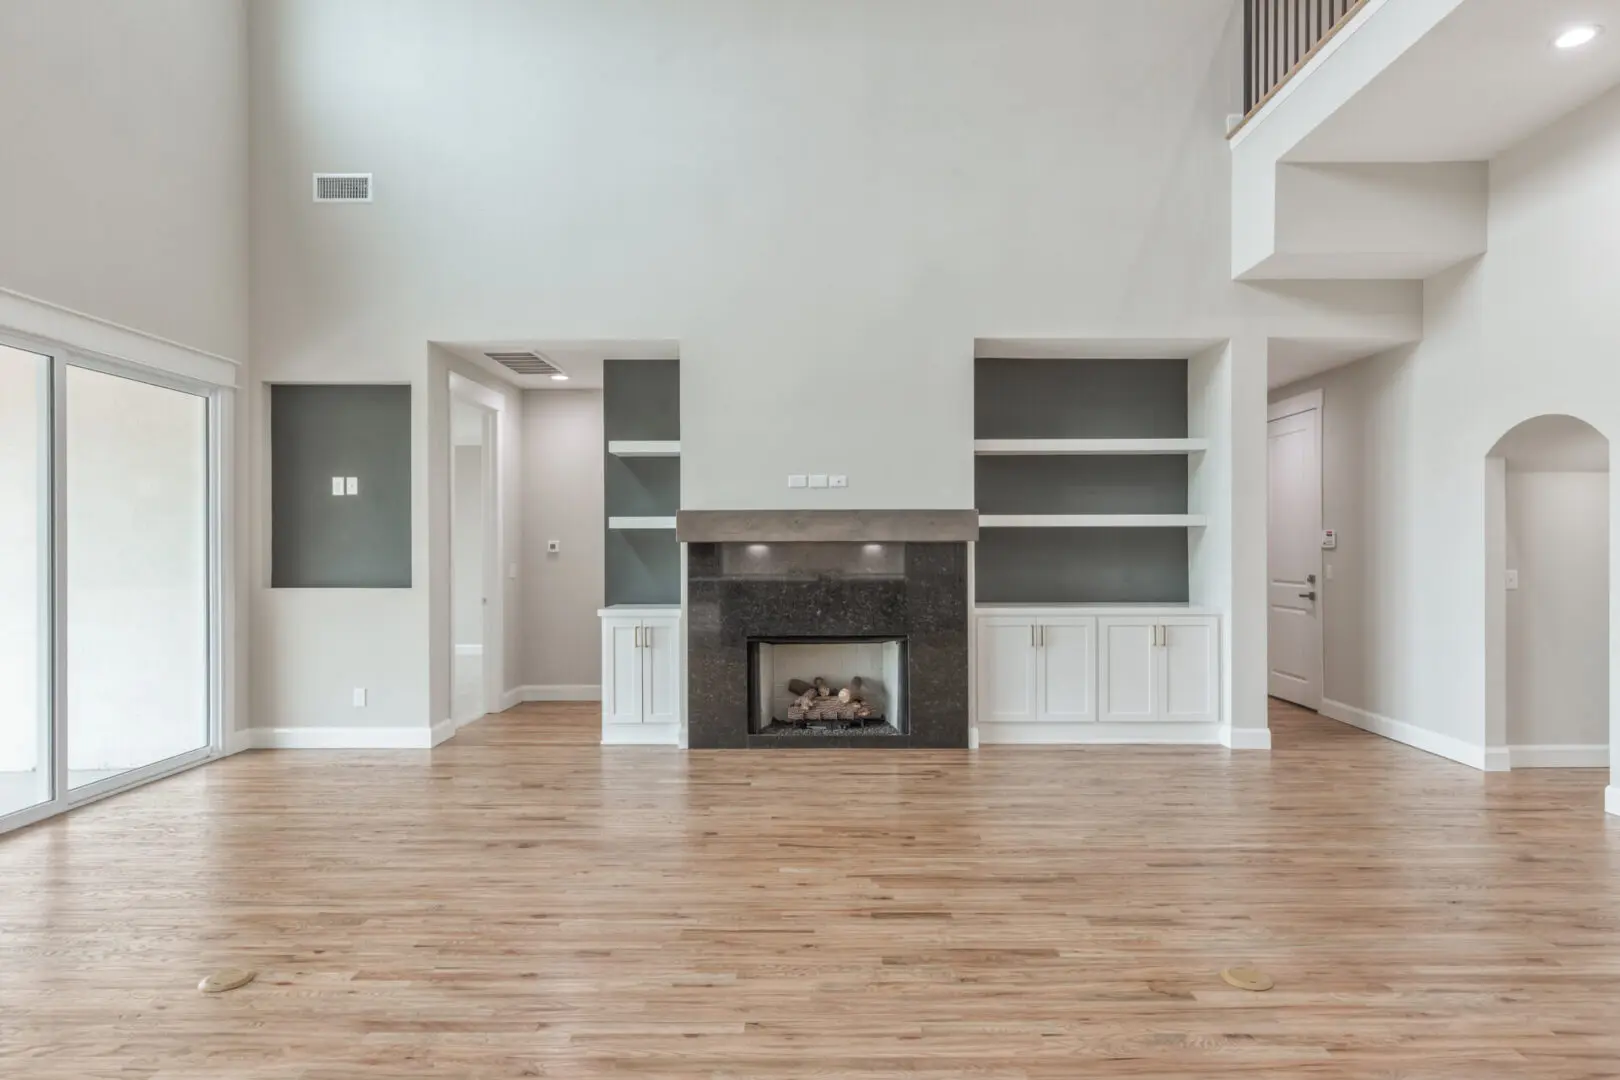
[1485,415,1610,770]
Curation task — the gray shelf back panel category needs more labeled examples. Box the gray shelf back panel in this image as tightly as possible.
[975,528,1190,604]
[604,357,681,606]
[271,384,412,588]
[975,357,1188,439]
[975,455,1189,516]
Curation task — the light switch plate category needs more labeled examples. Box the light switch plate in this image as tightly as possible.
[332,477,345,496]
[352,688,367,708]
[788,474,808,488]
[809,474,829,488]
[1506,569,1519,590]
[830,474,848,488]
[346,476,358,495]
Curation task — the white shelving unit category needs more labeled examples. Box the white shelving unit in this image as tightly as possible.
[974,438,1208,456]
[607,516,677,530]
[979,514,1208,529]
[608,440,681,457]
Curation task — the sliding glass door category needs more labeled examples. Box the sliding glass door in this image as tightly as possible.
[0,339,217,833]
[0,345,52,819]
[66,366,210,788]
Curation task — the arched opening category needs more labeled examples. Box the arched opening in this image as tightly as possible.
[1485,415,1610,769]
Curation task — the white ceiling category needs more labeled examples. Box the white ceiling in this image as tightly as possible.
[1267,337,1398,389]
[974,337,1223,360]
[1292,0,1620,162]
[437,339,680,390]
[1491,414,1610,471]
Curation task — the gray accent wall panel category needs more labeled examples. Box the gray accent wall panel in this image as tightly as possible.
[604,358,681,606]
[976,456,1188,515]
[271,384,411,588]
[975,358,1188,438]
[975,528,1190,604]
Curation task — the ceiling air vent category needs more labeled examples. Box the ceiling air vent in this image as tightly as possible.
[313,173,373,202]
[485,351,565,377]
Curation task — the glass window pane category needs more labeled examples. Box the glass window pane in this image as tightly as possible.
[0,345,52,819]
[66,366,208,788]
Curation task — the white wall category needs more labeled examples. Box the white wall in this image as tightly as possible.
[0,0,249,360]
[1271,77,1620,785]
[451,443,485,647]
[1505,470,1609,751]
[248,0,1418,736]
[520,391,605,692]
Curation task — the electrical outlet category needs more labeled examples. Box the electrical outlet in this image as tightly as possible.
[547,540,561,553]
[788,474,808,488]
[809,474,829,488]
[830,474,848,488]
[508,562,518,580]
[353,688,367,708]
[331,477,345,496]
[346,476,359,495]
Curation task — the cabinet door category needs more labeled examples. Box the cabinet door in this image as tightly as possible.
[1036,617,1096,722]
[640,617,681,726]
[601,618,643,725]
[976,617,1039,723]
[1159,618,1219,723]
[1098,618,1159,723]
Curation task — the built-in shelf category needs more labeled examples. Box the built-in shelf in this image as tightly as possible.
[979,514,1209,528]
[608,516,678,530]
[608,440,681,458]
[974,438,1209,456]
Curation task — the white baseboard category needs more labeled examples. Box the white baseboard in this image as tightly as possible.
[224,727,255,755]
[454,643,484,657]
[1320,698,1497,771]
[1607,786,1620,818]
[431,712,485,747]
[243,727,437,750]
[516,684,602,702]
[1507,744,1609,769]
[602,722,681,746]
[977,721,1223,746]
[1221,725,1273,751]
[497,687,525,712]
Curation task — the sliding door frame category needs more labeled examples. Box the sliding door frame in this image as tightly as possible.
[0,330,226,838]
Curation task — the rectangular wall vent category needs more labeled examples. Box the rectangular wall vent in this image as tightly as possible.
[485,351,564,377]
[313,173,373,202]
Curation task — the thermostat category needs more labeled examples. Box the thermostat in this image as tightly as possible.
[1321,529,1338,550]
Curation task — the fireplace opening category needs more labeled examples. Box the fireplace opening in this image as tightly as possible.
[748,636,907,737]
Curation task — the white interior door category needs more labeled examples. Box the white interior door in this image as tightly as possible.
[450,399,491,724]
[1267,397,1324,710]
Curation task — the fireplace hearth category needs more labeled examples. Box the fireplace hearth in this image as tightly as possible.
[685,536,969,749]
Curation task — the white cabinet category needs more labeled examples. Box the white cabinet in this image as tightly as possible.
[976,609,1220,739]
[599,609,681,742]
[1098,615,1219,725]
[974,615,1095,724]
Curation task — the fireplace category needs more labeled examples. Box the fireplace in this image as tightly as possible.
[749,636,907,737]
[680,511,975,749]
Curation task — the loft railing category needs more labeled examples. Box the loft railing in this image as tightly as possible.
[1240,0,1369,126]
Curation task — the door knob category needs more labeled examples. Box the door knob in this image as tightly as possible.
[1306,573,1317,584]
[1298,591,1316,601]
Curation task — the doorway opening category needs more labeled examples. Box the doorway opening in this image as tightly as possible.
[450,395,497,727]
[1486,415,1610,770]
[1267,389,1323,711]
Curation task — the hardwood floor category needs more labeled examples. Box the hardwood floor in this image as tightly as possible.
[1,699,1616,1078]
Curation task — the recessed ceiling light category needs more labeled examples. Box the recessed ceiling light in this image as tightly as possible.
[1555,24,1600,49]
[550,373,569,381]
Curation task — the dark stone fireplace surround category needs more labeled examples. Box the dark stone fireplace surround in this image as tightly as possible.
[683,511,974,749]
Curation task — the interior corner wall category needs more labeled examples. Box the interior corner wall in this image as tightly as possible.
[0,0,249,360]
[521,391,605,692]
[1270,78,1620,767]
